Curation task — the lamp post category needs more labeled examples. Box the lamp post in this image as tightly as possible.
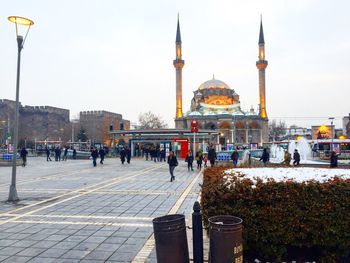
[329,117,335,152]
[8,16,34,202]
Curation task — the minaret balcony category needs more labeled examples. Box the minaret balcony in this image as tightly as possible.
[173,59,185,68]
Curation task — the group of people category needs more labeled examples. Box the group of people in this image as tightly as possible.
[45,146,76,162]
[90,146,132,167]
[168,145,218,182]
[143,146,166,162]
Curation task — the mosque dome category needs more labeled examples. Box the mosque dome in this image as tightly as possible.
[198,77,231,91]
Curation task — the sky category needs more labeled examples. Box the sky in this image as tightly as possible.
[1,0,349,129]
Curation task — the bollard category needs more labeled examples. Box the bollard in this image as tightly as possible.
[208,215,243,263]
[153,214,189,263]
[192,201,204,263]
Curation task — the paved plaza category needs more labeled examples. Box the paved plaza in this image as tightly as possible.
[0,157,203,262]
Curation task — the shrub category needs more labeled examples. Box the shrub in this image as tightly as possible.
[201,167,350,262]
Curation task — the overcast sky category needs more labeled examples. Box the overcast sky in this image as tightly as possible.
[1,0,349,129]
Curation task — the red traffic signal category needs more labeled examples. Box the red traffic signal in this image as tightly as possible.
[190,121,199,133]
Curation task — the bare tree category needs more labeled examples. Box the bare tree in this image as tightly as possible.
[268,120,287,141]
[138,111,168,129]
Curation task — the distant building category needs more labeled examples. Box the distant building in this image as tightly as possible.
[79,110,130,146]
[285,126,312,139]
[343,114,350,137]
[0,99,70,146]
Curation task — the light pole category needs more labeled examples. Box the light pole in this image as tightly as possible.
[8,16,34,202]
[329,117,335,152]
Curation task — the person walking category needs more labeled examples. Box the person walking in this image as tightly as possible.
[120,147,126,164]
[293,149,301,166]
[259,148,270,167]
[283,150,291,166]
[167,151,178,182]
[72,148,77,160]
[126,147,131,164]
[46,147,52,161]
[330,151,338,168]
[203,154,208,168]
[91,147,98,167]
[20,147,28,167]
[185,150,194,171]
[208,145,217,167]
[231,149,239,167]
[63,147,68,161]
[99,148,105,164]
[54,147,59,161]
[196,151,203,170]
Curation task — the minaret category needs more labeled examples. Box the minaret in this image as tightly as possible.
[256,17,268,119]
[173,15,184,119]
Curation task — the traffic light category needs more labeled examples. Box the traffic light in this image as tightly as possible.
[190,120,199,133]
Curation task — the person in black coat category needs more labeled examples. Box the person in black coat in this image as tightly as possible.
[293,149,300,166]
[99,148,105,164]
[259,148,270,167]
[91,147,98,167]
[46,147,52,162]
[125,147,131,164]
[167,151,178,182]
[120,148,126,164]
[72,148,77,160]
[185,150,194,171]
[208,145,217,167]
[330,151,338,168]
[196,151,203,170]
[231,149,239,167]
[20,147,28,167]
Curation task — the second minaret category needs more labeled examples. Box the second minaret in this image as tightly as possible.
[173,16,184,119]
[256,18,268,119]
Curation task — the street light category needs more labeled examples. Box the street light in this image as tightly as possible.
[329,117,335,152]
[8,15,34,202]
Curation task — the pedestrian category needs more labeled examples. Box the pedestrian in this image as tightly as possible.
[330,151,338,168]
[203,154,208,168]
[160,149,166,162]
[230,149,239,167]
[126,146,131,164]
[283,150,291,166]
[91,147,98,167]
[99,147,105,164]
[120,147,126,164]
[58,147,62,161]
[20,147,28,167]
[208,145,217,167]
[293,149,301,166]
[63,147,68,161]
[185,150,194,171]
[196,151,203,170]
[72,148,77,160]
[259,148,270,167]
[46,147,52,161]
[167,150,178,182]
[54,147,59,161]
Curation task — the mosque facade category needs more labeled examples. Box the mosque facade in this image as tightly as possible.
[174,18,269,146]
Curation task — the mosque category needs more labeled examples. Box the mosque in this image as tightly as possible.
[173,18,269,146]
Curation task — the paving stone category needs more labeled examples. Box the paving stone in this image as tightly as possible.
[31,240,58,249]
[38,248,67,258]
[73,242,99,251]
[83,250,114,261]
[27,257,56,263]
[0,246,25,256]
[2,255,32,263]
[17,247,46,257]
[60,249,91,259]
[11,240,39,248]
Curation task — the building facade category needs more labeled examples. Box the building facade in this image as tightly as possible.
[79,110,130,146]
[173,18,269,146]
[0,99,70,146]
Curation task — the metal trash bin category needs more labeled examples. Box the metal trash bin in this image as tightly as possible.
[153,214,189,263]
[208,215,243,263]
